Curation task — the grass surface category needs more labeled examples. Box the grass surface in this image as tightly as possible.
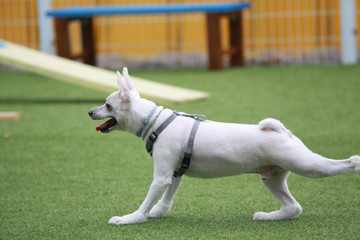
[1,65,360,239]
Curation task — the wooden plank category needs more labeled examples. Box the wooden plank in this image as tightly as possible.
[229,11,245,67]
[80,18,96,65]
[206,13,223,70]
[54,19,72,59]
[0,112,20,121]
[0,40,210,104]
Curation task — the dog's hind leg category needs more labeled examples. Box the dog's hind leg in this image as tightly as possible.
[108,176,172,225]
[259,119,360,178]
[273,152,360,178]
[253,169,302,221]
[149,176,184,218]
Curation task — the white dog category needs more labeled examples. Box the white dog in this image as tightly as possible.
[88,67,360,225]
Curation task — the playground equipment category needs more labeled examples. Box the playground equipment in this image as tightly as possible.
[47,2,250,70]
[0,40,209,104]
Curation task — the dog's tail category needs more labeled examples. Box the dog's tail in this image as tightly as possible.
[259,118,293,138]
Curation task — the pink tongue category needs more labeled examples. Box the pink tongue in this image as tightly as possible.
[96,119,113,131]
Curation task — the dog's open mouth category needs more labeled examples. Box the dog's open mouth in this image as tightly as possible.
[96,118,117,133]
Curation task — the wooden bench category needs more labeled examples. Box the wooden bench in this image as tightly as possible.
[47,2,250,70]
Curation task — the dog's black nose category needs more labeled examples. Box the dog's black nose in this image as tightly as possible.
[88,110,93,116]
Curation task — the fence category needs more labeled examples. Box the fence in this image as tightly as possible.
[0,0,359,68]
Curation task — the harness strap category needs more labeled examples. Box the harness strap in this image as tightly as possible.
[145,110,205,177]
[173,119,201,178]
[173,111,206,121]
[146,112,178,155]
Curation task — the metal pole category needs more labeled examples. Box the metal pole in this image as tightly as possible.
[37,0,54,54]
[340,0,357,65]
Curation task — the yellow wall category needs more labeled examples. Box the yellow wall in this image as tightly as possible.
[0,0,39,49]
[1,0,359,64]
[243,0,343,62]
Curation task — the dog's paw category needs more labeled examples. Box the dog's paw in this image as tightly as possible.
[148,201,171,218]
[350,155,360,174]
[253,212,270,221]
[108,211,147,225]
[253,204,302,221]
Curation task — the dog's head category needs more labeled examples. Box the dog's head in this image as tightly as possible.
[88,67,140,133]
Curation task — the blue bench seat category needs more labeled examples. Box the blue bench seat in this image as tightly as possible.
[47,3,250,17]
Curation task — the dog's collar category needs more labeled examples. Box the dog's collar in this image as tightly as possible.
[142,107,163,140]
[136,105,158,137]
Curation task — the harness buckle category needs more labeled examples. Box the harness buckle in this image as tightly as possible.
[149,132,158,142]
[182,152,191,169]
[174,111,207,121]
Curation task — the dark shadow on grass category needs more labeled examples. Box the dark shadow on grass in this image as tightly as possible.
[0,98,105,104]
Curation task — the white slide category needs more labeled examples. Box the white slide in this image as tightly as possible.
[0,40,210,104]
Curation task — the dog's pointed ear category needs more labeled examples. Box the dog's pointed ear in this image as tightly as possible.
[117,70,131,101]
[117,71,124,91]
[122,67,139,96]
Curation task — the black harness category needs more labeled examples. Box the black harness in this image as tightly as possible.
[144,110,206,178]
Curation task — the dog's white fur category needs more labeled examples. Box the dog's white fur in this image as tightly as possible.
[88,67,360,225]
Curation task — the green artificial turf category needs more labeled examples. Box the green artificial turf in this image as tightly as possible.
[1,65,359,239]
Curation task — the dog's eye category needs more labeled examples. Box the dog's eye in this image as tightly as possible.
[106,103,112,111]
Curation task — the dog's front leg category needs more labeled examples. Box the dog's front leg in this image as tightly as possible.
[108,176,172,225]
[149,175,183,218]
